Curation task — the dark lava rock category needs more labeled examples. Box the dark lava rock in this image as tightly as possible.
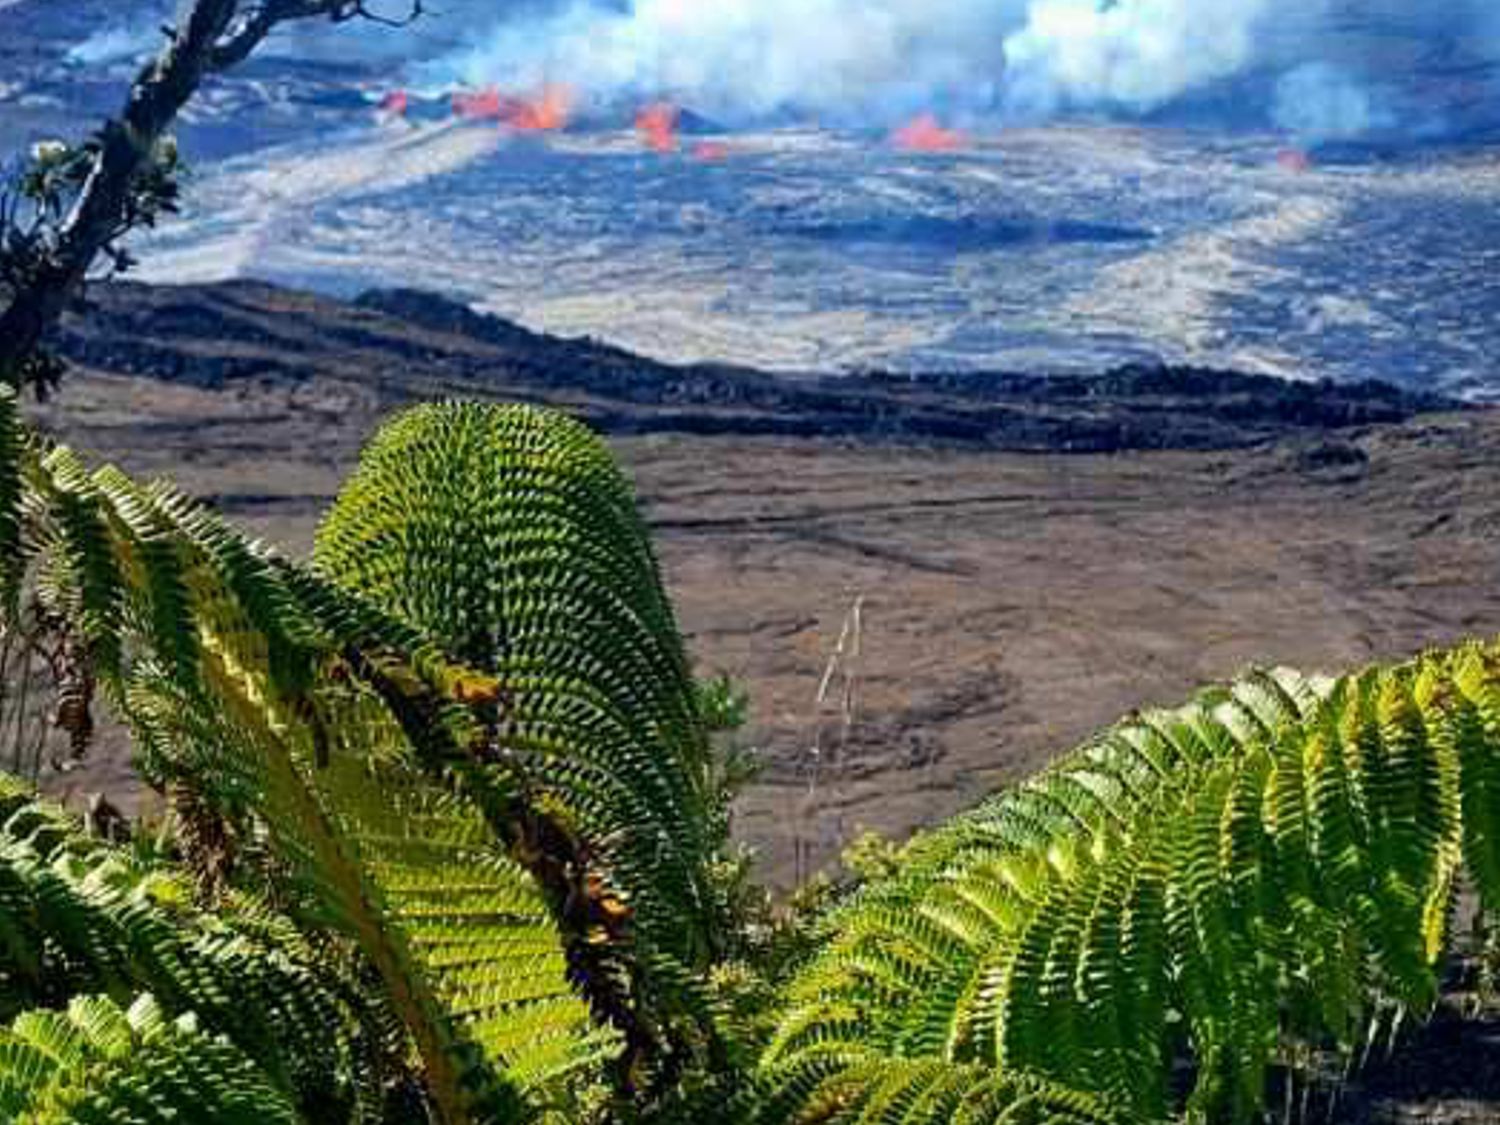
[1296,440,1371,472]
[54,279,1474,453]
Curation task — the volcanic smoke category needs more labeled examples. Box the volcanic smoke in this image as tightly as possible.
[428,0,1500,140]
[58,0,1500,141]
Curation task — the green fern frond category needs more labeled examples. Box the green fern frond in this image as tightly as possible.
[314,403,718,963]
[26,446,126,678]
[120,650,564,1123]
[0,387,25,614]
[313,403,732,1092]
[765,645,1500,1123]
[8,407,710,1120]
[753,1052,1125,1125]
[0,993,301,1123]
[91,465,202,687]
[11,438,602,1122]
[0,780,377,1119]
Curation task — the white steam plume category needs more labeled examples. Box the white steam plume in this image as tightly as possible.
[1001,0,1279,115]
[423,0,1500,138]
[430,0,1289,121]
[432,0,1023,121]
[1271,63,1394,141]
[51,0,1500,140]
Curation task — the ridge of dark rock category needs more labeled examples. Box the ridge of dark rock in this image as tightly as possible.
[53,279,1468,453]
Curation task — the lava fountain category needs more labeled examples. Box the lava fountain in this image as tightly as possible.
[1275,147,1313,173]
[452,84,573,131]
[692,140,732,162]
[636,102,681,153]
[890,114,967,152]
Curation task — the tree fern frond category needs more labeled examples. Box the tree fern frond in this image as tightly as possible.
[91,465,202,687]
[765,643,1500,1123]
[0,388,24,615]
[122,655,549,1123]
[753,1052,1125,1125]
[0,993,301,1124]
[313,403,733,1095]
[0,779,379,1120]
[6,440,596,1121]
[85,445,632,1120]
[314,404,718,960]
[26,446,126,680]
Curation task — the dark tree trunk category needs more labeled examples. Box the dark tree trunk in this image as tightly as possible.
[0,0,241,382]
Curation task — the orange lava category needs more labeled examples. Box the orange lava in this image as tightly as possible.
[452,84,573,131]
[636,102,681,153]
[503,84,573,131]
[1275,147,1313,173]
[692,140,732,162]
[452,86,502,119]
[890,113,966,153]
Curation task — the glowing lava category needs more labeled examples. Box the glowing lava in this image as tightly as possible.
[503,84,573,131]
[1275,147,1313,173]
[890,114,966,152]
[452,86,501,119]
[636,103,681,153]
[452,84,573,131]
[692,140,732,162]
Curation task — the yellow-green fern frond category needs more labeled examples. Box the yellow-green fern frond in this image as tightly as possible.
[764,646,1500,1123]
[314,403,731,1092]
[314,403,718,966]
[6,405,722,1120]
[0,778,375,1120]
[124,661,615,1114]
[11,440,604,1123]
[0,993,300,1124]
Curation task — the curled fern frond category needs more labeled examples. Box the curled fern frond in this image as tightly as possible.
[315,403,732,1095]
[314,403,717,960]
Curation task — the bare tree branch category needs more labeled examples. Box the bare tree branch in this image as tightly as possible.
[0,0,426,393]
[211,0,425,70]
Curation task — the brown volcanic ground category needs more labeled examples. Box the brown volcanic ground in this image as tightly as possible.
[37,376,1500,874]
[25,278,1500,1120]
[32,280,1500,886]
